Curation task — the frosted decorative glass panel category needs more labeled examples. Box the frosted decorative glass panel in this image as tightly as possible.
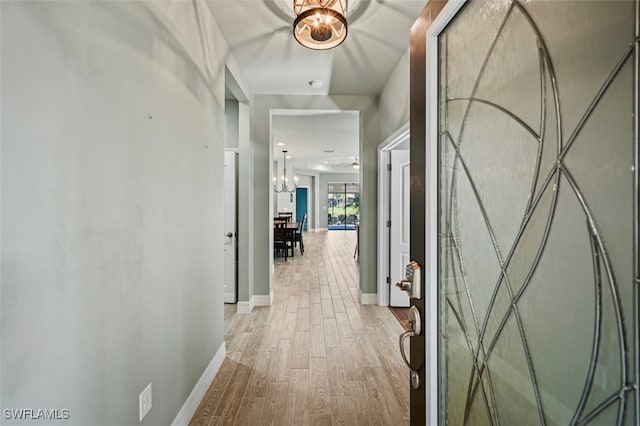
[437,1,638,425]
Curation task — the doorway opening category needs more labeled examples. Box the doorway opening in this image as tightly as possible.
[223,64,248,330]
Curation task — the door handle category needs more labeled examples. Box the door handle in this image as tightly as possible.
[399,305,421,390]
[225,232,233,238]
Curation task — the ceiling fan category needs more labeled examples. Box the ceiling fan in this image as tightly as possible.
[332,157,360,169]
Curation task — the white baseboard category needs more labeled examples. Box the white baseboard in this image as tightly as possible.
[171,342,226,426]
[237,300,253,314]
[253,290,273,307]
[237,290,273,313]
[359,291,378,305]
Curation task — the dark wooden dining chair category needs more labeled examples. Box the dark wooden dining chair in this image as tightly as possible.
[294,213,307,255]
[274,222,290,261]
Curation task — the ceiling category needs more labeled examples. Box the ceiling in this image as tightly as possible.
[272,111,360,173]
[206,0,425,96]
[208,0,425,172]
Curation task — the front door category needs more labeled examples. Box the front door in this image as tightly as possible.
[422,0,639,424]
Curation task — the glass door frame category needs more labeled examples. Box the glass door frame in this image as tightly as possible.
[416,2,469,422]
[327,182,359,231]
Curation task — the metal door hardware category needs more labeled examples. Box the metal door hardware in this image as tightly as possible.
[395,261,421,299]
[399,305,421,389]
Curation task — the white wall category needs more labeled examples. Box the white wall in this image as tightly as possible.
[1,1,232,424]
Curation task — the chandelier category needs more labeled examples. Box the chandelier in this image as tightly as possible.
[293,0,348,50]
[274,150,297,193]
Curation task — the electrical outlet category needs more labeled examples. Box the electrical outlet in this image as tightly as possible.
[139,383,152,422]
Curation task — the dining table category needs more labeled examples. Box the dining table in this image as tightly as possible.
[275,221,299,229]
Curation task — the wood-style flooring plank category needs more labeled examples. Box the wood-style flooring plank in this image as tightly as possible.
[309,323,326,358]
[260,381,289,426]
[290,331,310,369]
[309,303,323,326]
[275,338,293,382]
[296,308,310,332]
[213,362,252,418]
[285,368,310,425]
[280,312,298,339]
[189,358,238,426]
[323,317,340,349]
[309,357,331,416]
[326,347,348,397]
[329,396,358,426]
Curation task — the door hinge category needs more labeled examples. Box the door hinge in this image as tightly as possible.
[386,276,391,284]
[386,220,391,228]
[387,163,392,171]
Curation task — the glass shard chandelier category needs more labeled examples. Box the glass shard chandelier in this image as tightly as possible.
[293,0,348,50]
[274,150,297,194]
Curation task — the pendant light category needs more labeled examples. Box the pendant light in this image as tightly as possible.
[293,0,348,50]
[274,150,297,194]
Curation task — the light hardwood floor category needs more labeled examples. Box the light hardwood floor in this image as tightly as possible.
[189,230,410,426]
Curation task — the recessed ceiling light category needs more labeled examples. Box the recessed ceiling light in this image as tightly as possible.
[277,142,285,146]
[286,155,292,159]
[323,161,329,164]
[323,149,335,153]
[308,80,323,89]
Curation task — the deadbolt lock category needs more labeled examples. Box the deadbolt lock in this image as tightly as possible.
[395,261,421,299]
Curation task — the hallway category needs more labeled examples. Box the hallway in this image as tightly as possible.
[190,231,410,425]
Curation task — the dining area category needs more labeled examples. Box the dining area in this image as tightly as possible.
[273,212,307,261]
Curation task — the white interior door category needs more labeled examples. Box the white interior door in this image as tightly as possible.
[389,149,410,307]
[223,151,237,304]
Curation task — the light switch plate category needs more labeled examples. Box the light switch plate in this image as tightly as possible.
[139,383,152,422]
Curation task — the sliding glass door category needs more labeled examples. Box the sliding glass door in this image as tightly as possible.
[327,183,359,230]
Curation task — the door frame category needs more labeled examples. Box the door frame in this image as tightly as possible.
[409,0,467,423]
[377,123,409,306]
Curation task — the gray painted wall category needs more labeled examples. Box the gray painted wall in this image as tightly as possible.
[378,50,410,142]
[237,102,253,303]
[225,100,239,149]
[319,172,360,229]
[1,2,231,424]
[251,95,378,298]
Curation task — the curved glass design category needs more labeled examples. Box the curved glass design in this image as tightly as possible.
[437,1,639,424]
